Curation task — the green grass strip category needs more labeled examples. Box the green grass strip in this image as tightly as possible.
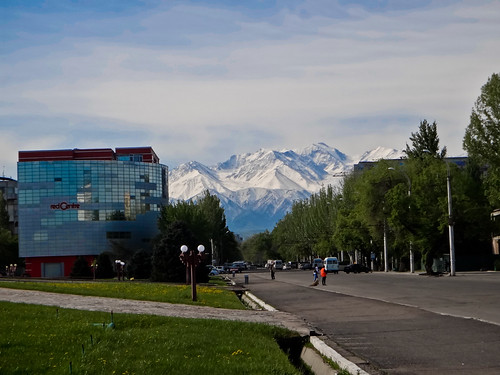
[0,279,244,309]
[0,302,301,375]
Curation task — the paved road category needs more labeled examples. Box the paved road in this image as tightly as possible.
[235,270,500,375]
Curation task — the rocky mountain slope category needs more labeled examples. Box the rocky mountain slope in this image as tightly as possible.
[169,143,403,236]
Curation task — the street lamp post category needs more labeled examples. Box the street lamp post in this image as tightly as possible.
[446,163,456,276]
[8,263,17,277]
[114,260,125,281]
[179,244,205,301]
[383,219,389,272]
[91,258,98,281]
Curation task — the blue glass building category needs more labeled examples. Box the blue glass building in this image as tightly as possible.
[17,147,168,277]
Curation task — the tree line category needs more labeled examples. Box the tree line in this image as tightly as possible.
[1,73,498,278]
[69,190,242,281]
[241,73,500,273]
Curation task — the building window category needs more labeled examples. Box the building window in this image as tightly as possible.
[118,154,143,162]
[106,231,132,239]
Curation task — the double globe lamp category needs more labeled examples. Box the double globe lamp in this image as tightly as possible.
[179,244,205,301]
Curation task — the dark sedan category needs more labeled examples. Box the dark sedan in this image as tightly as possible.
[344,264,371,274]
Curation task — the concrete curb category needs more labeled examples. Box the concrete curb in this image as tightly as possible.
[242,290,370,375]
[242,290,277,311]
[310,336,369,375]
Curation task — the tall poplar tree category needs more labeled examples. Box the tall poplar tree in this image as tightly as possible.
[404,119,447,159]
[463,72,500,207]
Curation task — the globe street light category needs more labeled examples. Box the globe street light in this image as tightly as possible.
[180,244,205,301]
[114,260,125,281]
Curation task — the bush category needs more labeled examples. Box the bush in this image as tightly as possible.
[151,221,195,282]
[127,249,152,279]
[95,253,115,279]
[70,256,92,278]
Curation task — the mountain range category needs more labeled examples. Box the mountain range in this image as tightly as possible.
[168,143,404,237]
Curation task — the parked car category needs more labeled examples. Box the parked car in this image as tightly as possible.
[338,261,350,271]
[344,264,371,274]
[215,266,226,274]
[209,268,220,276]
[299,262,312,270]
[232,261,247,271]
[225,263,243,273]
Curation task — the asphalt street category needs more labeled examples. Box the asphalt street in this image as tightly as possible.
[235,270,500,375]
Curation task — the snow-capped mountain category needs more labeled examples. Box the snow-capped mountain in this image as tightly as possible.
[168,143,403,237]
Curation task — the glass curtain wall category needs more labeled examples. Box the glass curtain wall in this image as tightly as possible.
[18,160,167,258]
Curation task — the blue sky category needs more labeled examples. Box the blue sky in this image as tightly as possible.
[1,0,499,178]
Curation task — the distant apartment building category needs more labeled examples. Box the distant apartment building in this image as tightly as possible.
[0,177,18,234]
[17,147,168,277]
[353,156,468,172]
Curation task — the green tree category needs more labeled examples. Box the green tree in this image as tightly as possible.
[401,121,451,273]
[272,200,314,261]
[404,120,447,159]
[333,173,372,265]
[241,231,275,265]
[0,191,10,229]
[401,131,493,272]
[0,191,18,273]
[152,221,209,283]
[398,158,448,273]
[152,221,192,282]
[0,229,18,274]
[70,256,92,278]
[158,200,206,235]
[271,186,341,262]
[127,249,152,279]
[463,72,500,207]
[158,191,241,265]
[95,252,115,279]
[450,160,493,267]
[197,191,241,264]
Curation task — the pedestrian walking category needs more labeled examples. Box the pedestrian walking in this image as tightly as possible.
[312,267,319,286]
[321,266,327,285]
[270,262,275,280]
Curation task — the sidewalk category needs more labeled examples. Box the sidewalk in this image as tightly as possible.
[0,287,308,332]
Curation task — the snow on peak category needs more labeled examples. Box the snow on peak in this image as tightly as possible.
[168,144,403,235]
[357,147,404,162]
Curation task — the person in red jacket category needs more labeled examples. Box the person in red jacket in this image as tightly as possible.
[320,267,327,285]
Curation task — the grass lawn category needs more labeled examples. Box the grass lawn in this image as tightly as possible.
[0,278,244,309]
[0,302,303,374]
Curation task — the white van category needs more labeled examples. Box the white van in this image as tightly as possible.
[324,257,339,274]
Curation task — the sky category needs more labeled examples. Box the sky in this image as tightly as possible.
[1,0,499,179]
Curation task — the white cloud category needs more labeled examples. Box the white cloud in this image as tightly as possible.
[1,0,499,178]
